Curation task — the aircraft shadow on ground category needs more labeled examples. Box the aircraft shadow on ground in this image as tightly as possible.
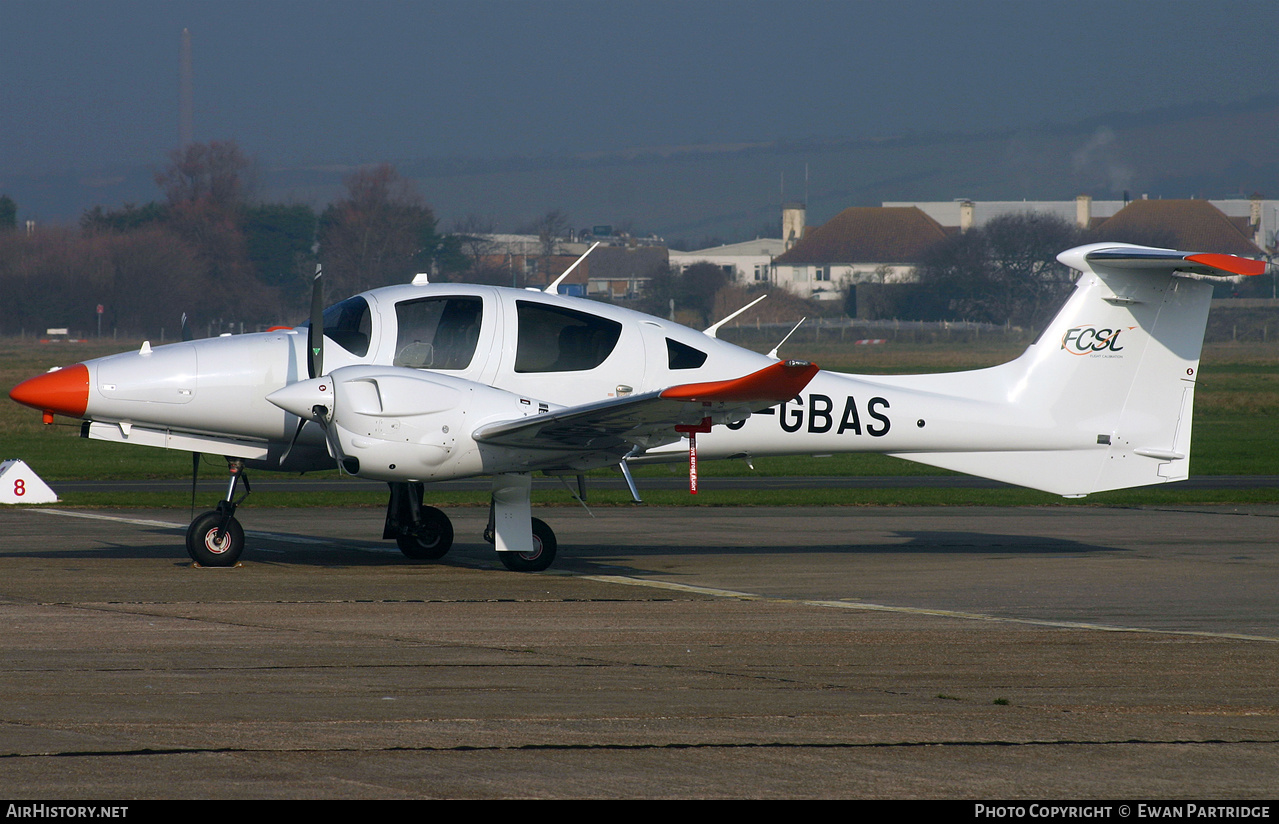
[0,522,1121,568]
[556,529,1120,561]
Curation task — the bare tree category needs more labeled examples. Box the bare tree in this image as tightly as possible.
[451,213,499,278]
[916,213,1082,329]
[318,164,440,295]
[155,140,253,209]
[525,209,572,258]
[149,139,275,324]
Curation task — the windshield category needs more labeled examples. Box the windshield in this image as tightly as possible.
[299,296,372,357]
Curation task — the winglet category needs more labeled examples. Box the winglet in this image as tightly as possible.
[660,359,819,403]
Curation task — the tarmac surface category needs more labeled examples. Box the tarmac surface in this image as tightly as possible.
[0,502,1276,799]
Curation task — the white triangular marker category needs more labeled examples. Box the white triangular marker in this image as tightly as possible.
[0,460,59,504]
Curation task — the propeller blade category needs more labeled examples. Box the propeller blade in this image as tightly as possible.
[307,265,324,380]
[278,416,308,468]
[180,312,193,342]
[312,403,357,475]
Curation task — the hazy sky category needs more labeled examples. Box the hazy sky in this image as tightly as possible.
[2,0,1275,176]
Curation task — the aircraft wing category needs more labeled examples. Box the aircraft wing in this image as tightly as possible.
[472,359,819,456]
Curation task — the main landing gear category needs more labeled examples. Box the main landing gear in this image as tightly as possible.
[486,473,557,572]
[384,481,454,559]
[185,457,249,567]
[185,464,558,572]
[385,475,557,572]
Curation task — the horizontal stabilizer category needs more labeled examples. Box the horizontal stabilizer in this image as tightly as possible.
[1067,245,1267,277]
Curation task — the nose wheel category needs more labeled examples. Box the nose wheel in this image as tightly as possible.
[185,458,249,567]
[186,506,245,567]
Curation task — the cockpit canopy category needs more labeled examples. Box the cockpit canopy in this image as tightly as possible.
[306,295,373,358]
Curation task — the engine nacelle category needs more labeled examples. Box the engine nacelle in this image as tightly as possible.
[270,365,557,483]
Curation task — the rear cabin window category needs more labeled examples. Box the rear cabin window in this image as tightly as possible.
[666,338,708,369]
[393,296,483,370]
[515,301,622,373]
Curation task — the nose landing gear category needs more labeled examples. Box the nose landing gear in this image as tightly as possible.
[185,457,250,567]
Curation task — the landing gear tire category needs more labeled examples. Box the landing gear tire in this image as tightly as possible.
[498,517,557,572]
[186,510,245,567]
[396,506,454,560]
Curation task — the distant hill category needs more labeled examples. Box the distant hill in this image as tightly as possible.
[7,95,1279,244]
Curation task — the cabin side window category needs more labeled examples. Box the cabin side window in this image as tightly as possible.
[514,301,622,373]
[666,338,708,370]
[393,296,483,370]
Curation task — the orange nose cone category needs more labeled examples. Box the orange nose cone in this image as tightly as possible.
[9,364,90,419]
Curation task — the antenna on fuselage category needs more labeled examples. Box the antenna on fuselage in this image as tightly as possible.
[544,241,600,295]
[767,317,805,359]
[704,294,767,339]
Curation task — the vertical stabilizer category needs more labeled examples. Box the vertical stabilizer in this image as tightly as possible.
[889,243,1252,496]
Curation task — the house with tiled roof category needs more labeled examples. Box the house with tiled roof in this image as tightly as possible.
[770,206,949,300]
[1092,199,1265,257]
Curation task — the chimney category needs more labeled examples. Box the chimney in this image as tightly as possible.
[179,28,194,148]
[959,200,974,233]
[782,202,805,250]
[1075,194,1092,229]
[1250,193,1265,249]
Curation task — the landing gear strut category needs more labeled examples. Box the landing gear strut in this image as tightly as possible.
[487,473,557,572]
[185,457,249,567]
[384,481,454,560]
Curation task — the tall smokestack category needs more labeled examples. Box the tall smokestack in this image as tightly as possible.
[179,28,193,148]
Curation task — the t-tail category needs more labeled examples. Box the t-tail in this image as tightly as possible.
[874,243,1265,496]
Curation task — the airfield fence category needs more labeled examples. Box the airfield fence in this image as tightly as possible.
[11,302,1279,348]
[717,317,1035,350]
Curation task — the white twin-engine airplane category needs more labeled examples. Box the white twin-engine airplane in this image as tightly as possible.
[9,242,1265,571]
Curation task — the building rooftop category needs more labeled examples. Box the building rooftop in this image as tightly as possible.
[773,206,948,265]
[1093,199,1264,256]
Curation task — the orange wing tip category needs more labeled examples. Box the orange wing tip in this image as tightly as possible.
[8,364,90,418]
[660,360,819,403]
[1185,253,1267,277]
